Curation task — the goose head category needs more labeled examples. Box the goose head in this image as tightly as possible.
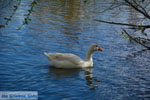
[89,44,103,52]
[86,44,102,61]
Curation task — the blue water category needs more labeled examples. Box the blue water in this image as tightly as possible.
[0,0,150,100]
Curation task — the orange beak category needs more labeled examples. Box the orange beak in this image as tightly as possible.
[98,47,103,51]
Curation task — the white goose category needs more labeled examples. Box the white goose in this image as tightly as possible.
[44,44,102,68]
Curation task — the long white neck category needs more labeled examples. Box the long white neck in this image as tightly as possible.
[85,48,94,61]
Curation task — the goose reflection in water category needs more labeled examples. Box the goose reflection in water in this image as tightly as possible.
[49,67,100,90]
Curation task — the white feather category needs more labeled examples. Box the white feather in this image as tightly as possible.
[44,44,102,68]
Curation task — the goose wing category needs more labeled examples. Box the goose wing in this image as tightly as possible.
[44,53,83,65]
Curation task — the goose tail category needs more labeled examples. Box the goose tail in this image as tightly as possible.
[44,52,52,60]
[44,52,49,56]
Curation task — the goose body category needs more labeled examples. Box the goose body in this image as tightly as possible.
[44,44,102,68]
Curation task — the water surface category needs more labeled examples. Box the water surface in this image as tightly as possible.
[0,0,150,100]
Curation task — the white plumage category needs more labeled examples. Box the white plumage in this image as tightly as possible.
[44,44,102,68]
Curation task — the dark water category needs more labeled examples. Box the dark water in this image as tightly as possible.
[0,0,150,100]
